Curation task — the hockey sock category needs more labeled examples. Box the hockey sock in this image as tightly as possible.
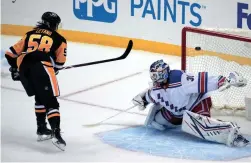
[47,108,60,130]
[35,105,47,126]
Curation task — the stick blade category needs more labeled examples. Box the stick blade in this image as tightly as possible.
[119,40,133,59]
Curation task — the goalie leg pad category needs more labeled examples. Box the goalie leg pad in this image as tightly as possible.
[144,104,165,131]
[155,111,179,128]
[181,110,249,147]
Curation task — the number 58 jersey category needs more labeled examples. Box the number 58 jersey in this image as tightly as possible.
[146,70,224,117]
[5,28,67,70]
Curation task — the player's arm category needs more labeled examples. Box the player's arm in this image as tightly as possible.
[5,35,27,68]
[218,72,247,91]
[54,39,67,70]
[182,71,247,94]
[5,35,26,81]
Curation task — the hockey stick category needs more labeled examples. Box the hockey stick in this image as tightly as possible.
[61,40,133,70]
[82,105,136,128]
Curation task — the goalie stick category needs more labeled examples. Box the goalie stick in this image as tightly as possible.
[60,40,133,70]
[82,105,136,127]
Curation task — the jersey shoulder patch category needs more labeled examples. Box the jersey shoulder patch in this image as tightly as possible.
[168,70,184,88]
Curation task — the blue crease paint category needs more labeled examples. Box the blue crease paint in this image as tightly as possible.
[97,126,251,161]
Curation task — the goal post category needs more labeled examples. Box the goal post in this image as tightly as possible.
[181,27,251,117]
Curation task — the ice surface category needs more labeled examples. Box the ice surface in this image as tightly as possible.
[1,35,251,162]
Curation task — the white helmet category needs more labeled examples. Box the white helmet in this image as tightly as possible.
[149,60,170,83]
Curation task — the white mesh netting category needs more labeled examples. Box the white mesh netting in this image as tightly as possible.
[184,27,251,116]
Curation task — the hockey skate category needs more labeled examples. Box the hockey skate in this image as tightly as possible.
[52,128,66,151]
[37,124,52,142]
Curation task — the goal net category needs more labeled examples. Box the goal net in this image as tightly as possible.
[181,27,251,116]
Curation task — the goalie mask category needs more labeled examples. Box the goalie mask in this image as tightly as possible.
[150,60,170,83]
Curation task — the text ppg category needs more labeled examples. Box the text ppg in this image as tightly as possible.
[131,0,202,27]
[73,0,117,23]
[237,2,251,29]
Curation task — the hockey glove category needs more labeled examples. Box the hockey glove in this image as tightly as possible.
[132,89,149,110]
[9,67,20,81]
[219,71,247,92]
[227,72,247,87]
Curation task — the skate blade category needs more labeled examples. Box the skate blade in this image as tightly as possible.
[52,138,66,151]
[37,135,52,142]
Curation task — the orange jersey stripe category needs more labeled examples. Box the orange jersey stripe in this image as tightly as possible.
[43,65,60,96]
[17,53,27,69]
[5,51,17,58]
[41,61,53,67]
[12,35,27,55]
[55,42,67,64]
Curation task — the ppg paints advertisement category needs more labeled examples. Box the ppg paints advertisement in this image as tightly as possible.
[73,0,203,26]
[2,0,251,46]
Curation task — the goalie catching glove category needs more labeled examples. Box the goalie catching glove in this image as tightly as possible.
[219,71,247,92]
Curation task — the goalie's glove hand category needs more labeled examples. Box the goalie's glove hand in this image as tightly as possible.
[219,71,247,92]
[9,67,20,81]
[227,72,247,87]
[132,89,149,111]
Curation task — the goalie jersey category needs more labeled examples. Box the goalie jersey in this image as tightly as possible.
[146,70,225,117]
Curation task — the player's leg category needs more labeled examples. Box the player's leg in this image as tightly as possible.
[183,97,249,147]
[157,107,183,125]
[19,67,51,140]
[30,61,66,150]
[191,97,212,117]
[145,97,212,130]
[19,68,35,97]
[34,96,52,141]
[182,110,249,147]
[144,104,165,130]
[144,104,181,131]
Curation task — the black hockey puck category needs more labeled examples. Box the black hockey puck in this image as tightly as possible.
[195,47,201,51]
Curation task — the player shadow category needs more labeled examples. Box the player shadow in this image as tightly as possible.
[1,132,61,155]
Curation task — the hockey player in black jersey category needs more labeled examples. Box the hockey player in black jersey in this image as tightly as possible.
[5,12,67,151]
